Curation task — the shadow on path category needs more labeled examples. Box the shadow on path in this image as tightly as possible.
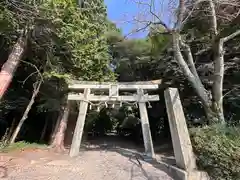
[79,138,181,180]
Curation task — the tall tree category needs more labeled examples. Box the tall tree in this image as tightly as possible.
[0,35,26,99]
[44,0,115,150]
[133,0,240,124]
[0,0,57,100]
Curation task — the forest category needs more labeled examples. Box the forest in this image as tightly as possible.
[0,0,239,179]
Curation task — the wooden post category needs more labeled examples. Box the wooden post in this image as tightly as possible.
[137,89,155,158]
[164,88,196,171]
[69,88,90,157]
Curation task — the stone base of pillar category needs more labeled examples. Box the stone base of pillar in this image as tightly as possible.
[172,168,210,180]
[154,159,210,180]
[142,153,156,161]
[187,171,210,180]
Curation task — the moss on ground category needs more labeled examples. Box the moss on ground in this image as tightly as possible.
[0,141,47,153]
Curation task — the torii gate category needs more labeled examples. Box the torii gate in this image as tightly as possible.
[66,80,208,179]
[67,80,162,158]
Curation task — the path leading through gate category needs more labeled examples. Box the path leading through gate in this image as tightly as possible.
[1,138,175,180]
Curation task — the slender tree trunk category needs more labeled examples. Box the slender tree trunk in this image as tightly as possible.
[50,102,70,152]
[40,118,48,142]
[212,30,240,123]
[212,40,225,124]
[1,128,9,144]
[208,0,225,124]
[10,80,42,144]
[0,35,26,100]
[6,118,17,142]
[49,113,61,144]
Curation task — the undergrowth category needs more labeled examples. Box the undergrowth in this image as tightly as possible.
[190,124,240,180]
[0,141,46,153]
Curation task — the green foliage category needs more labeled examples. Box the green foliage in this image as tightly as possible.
[191,125,240,180]
[36,77,68,112]
[0,0,116,116]
[107,34,164,81]
[148,25,170,55]
[42,0,115,81]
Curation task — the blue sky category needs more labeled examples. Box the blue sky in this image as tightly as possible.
[104,0,146,38]
[104,0,173,39]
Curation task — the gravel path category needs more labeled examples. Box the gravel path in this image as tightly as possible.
[4,149,174,180]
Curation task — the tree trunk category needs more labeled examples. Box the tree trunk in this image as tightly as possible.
[202,103,221,124]
[40,118,48,142]
[10,80,42,144]
[211,30,240,124]
[0,35,26,100]
[172,33,223,124]
[172,33,211,107]
[50,102,70,152]
[212,40,225,124]
[6,118,17,142]
[49,113,61,145]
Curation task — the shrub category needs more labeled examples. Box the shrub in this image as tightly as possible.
[190,125,240,180]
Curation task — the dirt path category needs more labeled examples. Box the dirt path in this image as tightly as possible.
[1,148,174,180]
[0,137,175,180]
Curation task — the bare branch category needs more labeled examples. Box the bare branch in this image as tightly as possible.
[181,0,201,26]
[179,37,201,81]
[132,0,170,31]
[195,47,212,55]
[216,0,240,7]
[223,86,240,99]
[174,0,185,30]
[222,29,240,43]
[20,60,44,83]
[22,71,38,85]
[152,21,171,32]
[123,22,151,39]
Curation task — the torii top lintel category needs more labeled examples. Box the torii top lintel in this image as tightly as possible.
[68,79,162,90]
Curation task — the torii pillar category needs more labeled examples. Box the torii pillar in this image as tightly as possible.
[138,89,155,158]
[69,89,90,157]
